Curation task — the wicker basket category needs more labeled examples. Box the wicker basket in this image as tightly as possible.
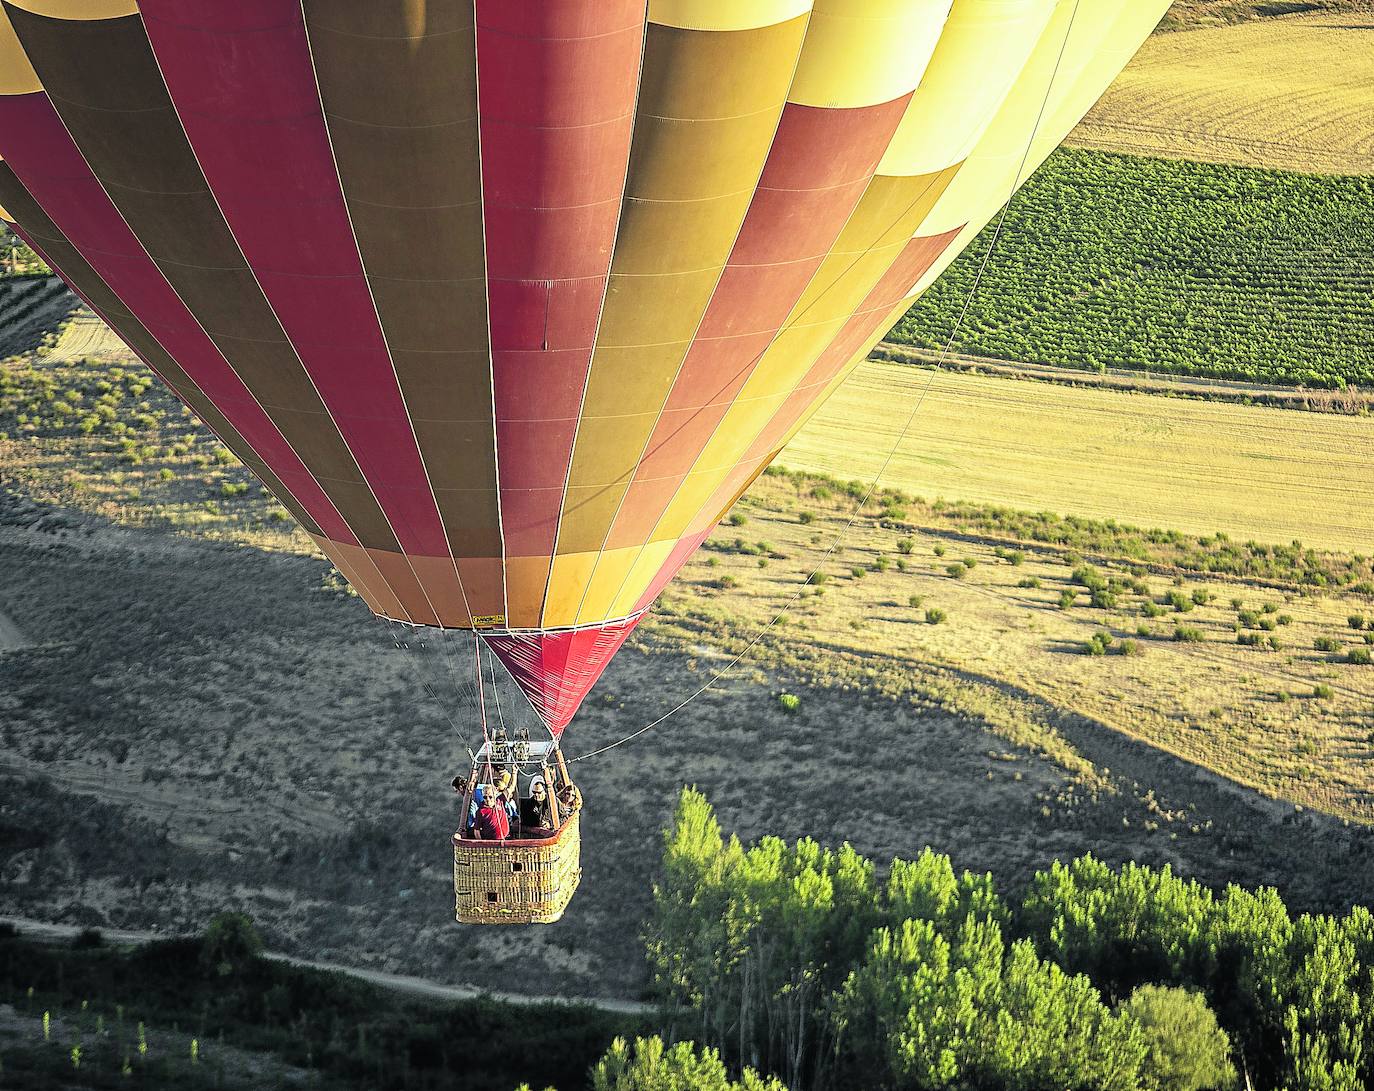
[453,810,582,925]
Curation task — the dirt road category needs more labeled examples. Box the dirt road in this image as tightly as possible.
[0,915,651,1016]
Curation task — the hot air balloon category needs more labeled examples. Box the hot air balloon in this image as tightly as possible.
[0,0,1169,923]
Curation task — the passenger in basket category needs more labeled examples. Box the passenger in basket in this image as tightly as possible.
[474,791,510,841]
[521,778,554,832]
[557,782,583,814]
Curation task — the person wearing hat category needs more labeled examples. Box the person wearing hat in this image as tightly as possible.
[520,777,554,832]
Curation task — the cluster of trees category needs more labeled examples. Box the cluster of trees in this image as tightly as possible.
[645,789,1374,1091]
[888,149,1374,390]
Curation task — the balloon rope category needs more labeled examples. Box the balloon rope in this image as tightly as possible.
[568,1,1085,764]
[379,616,475,762]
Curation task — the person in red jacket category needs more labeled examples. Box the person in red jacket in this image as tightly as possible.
[473,791,511,841]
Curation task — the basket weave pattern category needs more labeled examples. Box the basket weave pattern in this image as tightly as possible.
[453,810,582,925]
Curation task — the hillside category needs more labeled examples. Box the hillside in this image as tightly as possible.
[5,320,1374,1003]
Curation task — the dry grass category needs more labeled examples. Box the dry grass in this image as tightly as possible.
[783,361,1374,554]
[1069,11,1374,174]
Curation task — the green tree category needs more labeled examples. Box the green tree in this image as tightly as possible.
[1122,985,1236,1091]
[591,1036,787,1091]
[200,911,263,978]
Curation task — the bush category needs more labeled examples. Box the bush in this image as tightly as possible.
[1237,631,1262,647]
[1349,648,1373,665]
[715,575,738,590]
[908,595,924,608]
[1237,610,1259,628]
[850,567,866,580]
[728,512,747,526]
[946,563,967,579]
[897,538,914,554]
[798,511,814,525]
[1142,601,1166,618]
[1091,588,1118,609]
[1191,589,1212,605]
[1350,615,1368,630]
[1083,632,1112,656]
[961,558,978,570]
[1018,577,1042,589]
[777,693,801,714]
[1314,636,1344,653]
[72,928,104,949]
[591,1036,786,1091]
[925,608,946,625]
[1173,626,1204,643]
[200,912,263,977]
[1059,590,1077,609]
[1122,985,1236,1091]
[1313,684,1334,699]
[1119,638,1144,657]
[1166,590,1194,613]
[933,544,947,557]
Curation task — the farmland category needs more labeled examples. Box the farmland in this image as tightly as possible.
[784,360,1374,554]
[890,149,1374,388]
[1073,11,1374,174]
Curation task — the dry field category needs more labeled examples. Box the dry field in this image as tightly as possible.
[784,361,1374,554]
[1068,11,1374,173]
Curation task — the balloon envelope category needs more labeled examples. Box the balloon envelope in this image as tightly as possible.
[0,0,1168,732]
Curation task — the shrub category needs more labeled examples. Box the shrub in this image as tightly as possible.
[961,557,978,570]
[1122,985,1236,1091]
[798,511,814,525]
[716,575,738,590]
[1349,648,1373,665]
[72,928,104,949]
[933,544,947,557]
[851,567,866,579]
[1229,597,1245,610]
[946,563,967,579]
[1237,610,1259,628]
[925,608,946,625]
[1091,588,1118,609]
[1059,589,1077,609]
[908,595,924,608]
[1258,616,1278,632]
[1083,631,1114,656]
[1142,601,1166,618]
[1314,636,1344,653]
[1119,638,1144,657]
[1237,632,1262,647]
[1190,589,1212,605]
[1267,636,1282,651]
[1018,577,1042,589]
[777,693,801,714]
[1173,626,1204,643]
[1350,615,1368,630]
[1166,590,1194,613]
[1313,684,1334,700]
[872,556,890,573]
[810,572,829,586]
[200,912,263,977]
[728,512,747,526]
[897,538,915,554]
[1277,614,1293,626]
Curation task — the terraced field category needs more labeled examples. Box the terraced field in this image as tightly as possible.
[783,360,1374,554]
[890,150,1374,389]
[1072,11,1374,173]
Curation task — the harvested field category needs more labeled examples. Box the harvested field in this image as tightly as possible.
[1070,12,1374,174]
[782,360,1374,554]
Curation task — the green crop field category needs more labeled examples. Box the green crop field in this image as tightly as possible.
[891,150,1374,389]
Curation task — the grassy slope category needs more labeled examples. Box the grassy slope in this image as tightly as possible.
[890,150,1374,388]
